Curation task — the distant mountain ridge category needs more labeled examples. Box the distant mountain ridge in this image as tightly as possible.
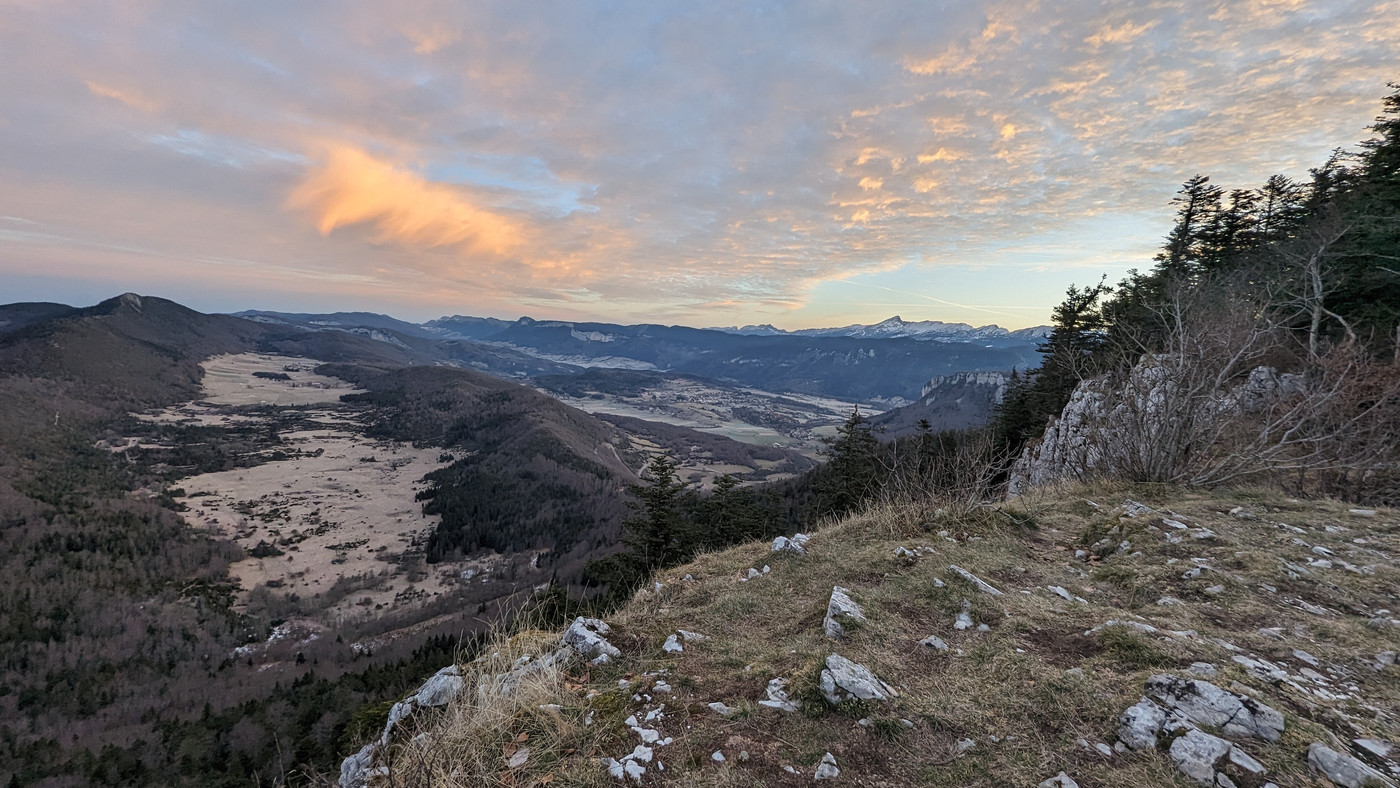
[712,315,1051,343]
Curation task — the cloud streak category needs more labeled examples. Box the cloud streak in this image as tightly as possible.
[288,145,523,256]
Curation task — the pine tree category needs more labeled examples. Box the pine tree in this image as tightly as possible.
[815,407,882,517]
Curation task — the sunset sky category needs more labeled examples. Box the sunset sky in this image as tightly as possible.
[1,1,1396,329]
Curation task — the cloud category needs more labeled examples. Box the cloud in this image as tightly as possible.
[3,0,1400,328]
[287,145,523,257]
[85,81,160,112]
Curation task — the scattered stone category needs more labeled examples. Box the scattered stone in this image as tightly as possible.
[1307,742,1395,788]
[819,654,897,704]
[1204,584,1226,596]
[1094,742,1113,757]
[563,617,620,659]
[663,634,683,653]
[824,586,867,639]
[1048,585,1088,604]
[507,747,530,769]
[707,701,739,717]
[954,598,974,630]
[814,752,840,780]
[1158,596,1186,606]
[1038,772,1080,788]
[1229,507,1256,520]
[677,629,706,642]
[772,535,806,555]
[949,564,1004,596]
[792,533,811,547]
[758,677,799,712]
[1086,620,1158,636]
[711,750,725,763]
[1145,674,1284,742]
[1348,509,1378,518]
[919,635,949,651]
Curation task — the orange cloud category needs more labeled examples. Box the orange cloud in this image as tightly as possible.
[85,81,160,112]
[404,22,459,54]
[287,145,522,257]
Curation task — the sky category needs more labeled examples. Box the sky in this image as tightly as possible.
[0,1,1397,330]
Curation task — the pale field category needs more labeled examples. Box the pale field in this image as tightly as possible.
[152,354,476,619]
[198,353,365,406]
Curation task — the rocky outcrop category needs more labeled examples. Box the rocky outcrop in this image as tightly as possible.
[1007,360,1307,494]
[340,665,467,787]
[1115,674,1282,787]
[1308,743,1396,788]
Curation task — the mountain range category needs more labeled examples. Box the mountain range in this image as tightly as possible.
[235,310,1045,404]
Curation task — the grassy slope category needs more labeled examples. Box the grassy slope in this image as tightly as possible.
[375,485,1398,787]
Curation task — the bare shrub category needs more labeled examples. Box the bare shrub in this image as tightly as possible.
[1047,280,1400,497]
[878,428,1003,517]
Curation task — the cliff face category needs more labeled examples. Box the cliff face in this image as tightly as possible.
[873,370,1009,437]
[1007,360,1312,495]
[338,488,1400,787]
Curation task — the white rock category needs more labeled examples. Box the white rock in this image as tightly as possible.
[414,665,464,707]
[814,752,840,780]
[1169,727,1232,784]
[1038,772,1080,788]
[507,747,530,769]
[711,750,725,763]
[1354,738,1393,760]
[1118,698,1168,750]
[819,653,897,704]
[919,635,949,651]
[949,564,1004,596]
[758,677,799,712]
[772,535,806,555]
[562,617,620,659]
[824,586,867,639]
[678,629,706,642]
[338,743,376,788]
[707,701,739,717]
[1307,742,1395,788]
[662,634,683,654]
[1187,662,1218,678]
[954,598,974,630]
[792,533,811,547]
[1145,674,1284,742]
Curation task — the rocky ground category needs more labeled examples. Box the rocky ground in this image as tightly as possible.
[343,484,1399,787]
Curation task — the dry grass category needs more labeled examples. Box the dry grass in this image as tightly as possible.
[377,484,1400,786]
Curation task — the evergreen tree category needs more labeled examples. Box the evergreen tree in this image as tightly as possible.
[815,407,882,517]
[619,453,690,571]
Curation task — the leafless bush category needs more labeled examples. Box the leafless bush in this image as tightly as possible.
[1054,282,1400,497]
[878,428,1004,516]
